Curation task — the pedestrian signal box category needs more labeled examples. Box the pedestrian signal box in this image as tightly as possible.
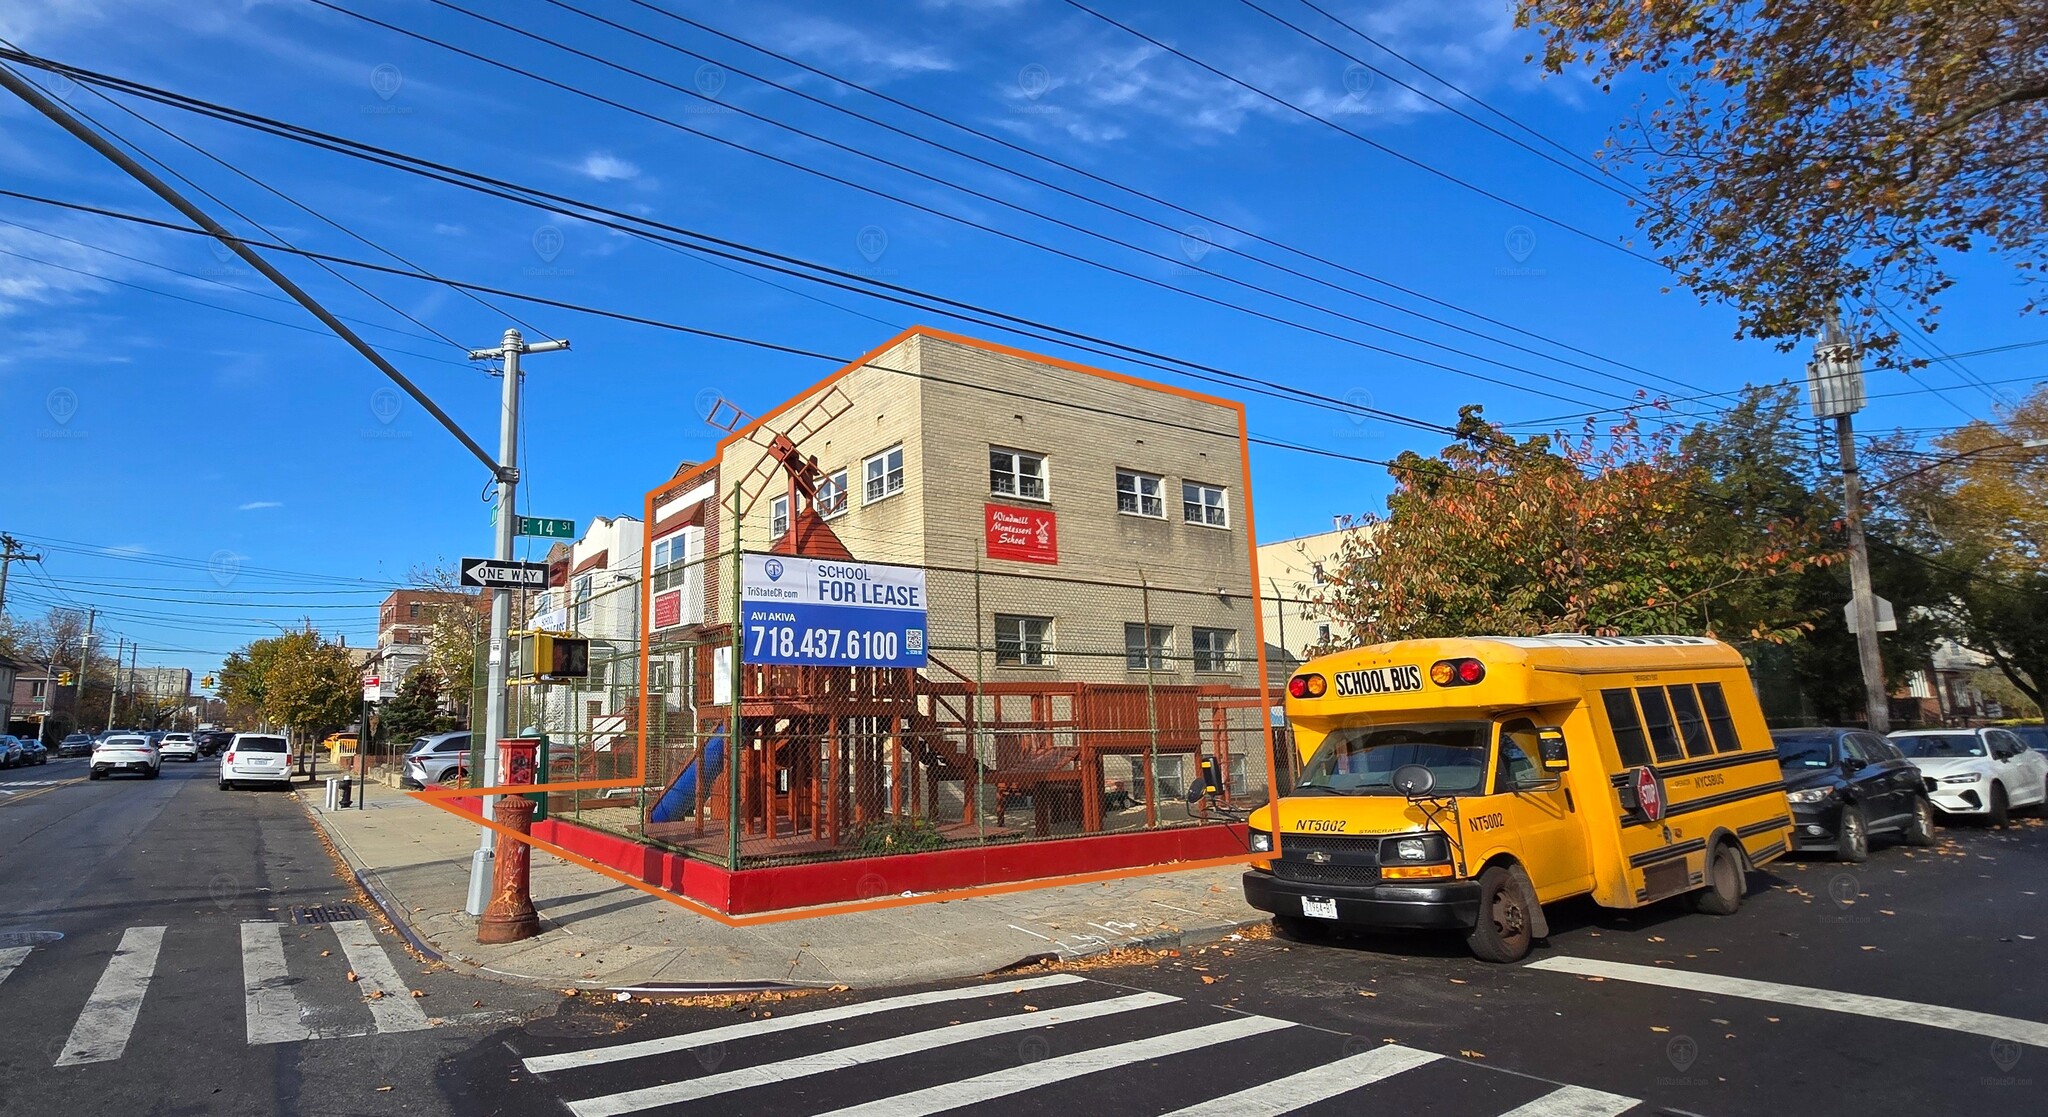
[515,632,590,681]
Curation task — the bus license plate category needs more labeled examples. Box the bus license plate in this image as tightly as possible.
[1302,897,1338,920]
[1332,664,1422,697]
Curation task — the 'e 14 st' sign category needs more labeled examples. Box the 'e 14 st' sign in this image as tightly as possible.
[740,554,927,667]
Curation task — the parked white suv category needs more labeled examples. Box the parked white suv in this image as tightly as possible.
[90,734,160,780]
[219,733,293,790]
[1891,727,2048,826]
[158,732,198,761]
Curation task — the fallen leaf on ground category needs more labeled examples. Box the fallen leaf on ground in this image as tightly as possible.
[346,971,360,983]
[1651,1026,1670,1033]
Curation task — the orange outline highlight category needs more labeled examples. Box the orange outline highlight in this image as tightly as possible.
[438,325,1280,921]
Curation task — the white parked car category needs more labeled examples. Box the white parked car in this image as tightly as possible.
[218,733,293,791]
[158,732,198,762]
[90,734,160,780]
[1890,727,2048,826]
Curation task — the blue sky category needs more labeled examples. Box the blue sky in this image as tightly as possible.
[1,0,2040,683]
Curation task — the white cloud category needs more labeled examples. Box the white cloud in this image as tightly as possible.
[102,543,149,556]
[432,223,467,236]
[773,14,955,78]
[237,500,283,511]
[577,152,641,183]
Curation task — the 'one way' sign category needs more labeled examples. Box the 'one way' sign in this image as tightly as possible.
[460,557,549,590]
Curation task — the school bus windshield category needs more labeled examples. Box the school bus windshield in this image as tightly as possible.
[1292,720,1491,796]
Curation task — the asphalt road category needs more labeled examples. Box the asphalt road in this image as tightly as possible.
[479,816,2047,1117]
[0,754,556,1117]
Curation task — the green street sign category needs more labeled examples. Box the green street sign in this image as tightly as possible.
[518,516,577,539]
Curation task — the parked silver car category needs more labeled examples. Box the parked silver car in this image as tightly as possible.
[401,731,472,789]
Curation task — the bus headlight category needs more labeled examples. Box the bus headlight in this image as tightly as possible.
[1381,833,1448,863]
[1249,828,1273,853]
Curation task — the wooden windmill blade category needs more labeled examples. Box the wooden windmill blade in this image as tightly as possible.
[713,384,856,516]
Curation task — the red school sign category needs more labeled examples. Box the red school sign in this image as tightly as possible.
[985,504,1058,564]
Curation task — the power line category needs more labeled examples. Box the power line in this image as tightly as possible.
[314,2,1660,415]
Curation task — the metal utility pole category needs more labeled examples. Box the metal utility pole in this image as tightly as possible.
[77,608,94,730]
[464,328,569,918]
[1807,312,1888,733]
[106,637,123,728]
[0,534,43,615]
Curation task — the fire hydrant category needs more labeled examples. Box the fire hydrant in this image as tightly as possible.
[477,738,540,944]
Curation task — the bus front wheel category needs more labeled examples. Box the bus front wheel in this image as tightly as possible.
[1466,866,1535,963]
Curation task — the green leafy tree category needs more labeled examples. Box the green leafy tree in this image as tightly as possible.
[1516,1,2048,364]
[261,631,358,744]
[1308,406,1831,642]
[378,670,453,746]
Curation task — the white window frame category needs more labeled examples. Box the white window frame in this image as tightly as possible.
[573,573,594,624]
[1228,752,1248,795]
[1116,469,1164,519]
[1182,480,1229,527]
[1192,627,1236,673]
[817,468,849,520]
[1124,622,1171,671]
[989,447,1049,502]
[770,494,790,540]
[993,614,1053,667]
[864,445,905,504]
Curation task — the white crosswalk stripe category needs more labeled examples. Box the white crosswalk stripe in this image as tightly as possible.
[0,919,446,1064]
[531,976,1648,1117]
[56,925,164,1066]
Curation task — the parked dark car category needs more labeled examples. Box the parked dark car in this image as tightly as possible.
[2010,724,2048,757]
[195,730,234,758]
[57,734,94,758]
[10,737,49,765]
[1772,727,1935,861]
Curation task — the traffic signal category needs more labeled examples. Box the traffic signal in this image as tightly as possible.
[517,633,590,680]
[201,674,215,689]
[57,671,74,686]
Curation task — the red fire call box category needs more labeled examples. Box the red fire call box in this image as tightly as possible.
[498,737,541,786]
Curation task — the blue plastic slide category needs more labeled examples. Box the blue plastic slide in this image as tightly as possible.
[649,728,726,824]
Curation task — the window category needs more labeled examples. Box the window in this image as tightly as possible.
[1192,627,1235,672]
[1182,481,1228,527]
[30,680,47,699]
[1116,470,1164,518]
[817,468,848,519]
[770,495,790,540]
[864,445,905,503]
[1316,622,1332,643]
[1495,718,1543,793]
[989,448,1048,500]
[1228,752,1248,795]
[1697,682,1741,752]
[653,533,686,591]
[573,573,593,624]
[1839,733,1873,765]
[1143,754,1188,800]
[407,603,420,619]
[1600,689,1651,769]
[1635,687,1684,763]
[1124,623,1171,671]
[993,615,1053,666]
[1666,685,1714,758]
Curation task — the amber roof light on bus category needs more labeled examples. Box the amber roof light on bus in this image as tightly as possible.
[1430,658,1486,687]
[1287,673,1327,699]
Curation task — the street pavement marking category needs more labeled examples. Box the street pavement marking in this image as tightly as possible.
[1497,1084,1642,1117]
[1528,956,2048,1048]
[242,921,317,1045]
[565,990,1177,1117]
[1156,1043,1443,1116]
[331,919,433,1034]
[0,945,31,988]
[813,1014,1297,1117]
[55,926,164,1066]
[523,972,1087,1075]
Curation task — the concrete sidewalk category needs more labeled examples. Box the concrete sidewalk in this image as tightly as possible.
[298,775,1266,991]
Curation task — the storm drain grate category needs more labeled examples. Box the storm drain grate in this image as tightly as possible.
[288,903,363,926]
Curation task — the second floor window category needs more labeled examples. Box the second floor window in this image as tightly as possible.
[993,615,1053,666]
[770,495,790,540]
[573,574,593,623]
[1183,481,1228,527]
[817,468,848,519]
[989,448,1048,500]
[1116,470,1164,518]
[865,445,905,504]
[652,532,692,592]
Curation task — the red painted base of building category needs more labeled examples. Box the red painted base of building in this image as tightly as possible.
[448,796,1249,914]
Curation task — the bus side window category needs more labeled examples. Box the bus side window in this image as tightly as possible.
[1635,687,1685,763]
[1697,682,1742,752]
[1601,689,1652,769]
[1666,685,1715,758]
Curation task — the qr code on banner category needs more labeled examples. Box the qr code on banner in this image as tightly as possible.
[905,628,924,653]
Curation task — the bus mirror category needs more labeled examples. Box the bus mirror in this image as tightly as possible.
[1538,728,1568,771]
[1391,764,1436,798]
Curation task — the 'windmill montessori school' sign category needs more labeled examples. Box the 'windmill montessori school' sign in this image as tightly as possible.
[984,504,1058,565]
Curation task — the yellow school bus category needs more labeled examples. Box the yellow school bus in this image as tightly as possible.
[1243,635,1792,962]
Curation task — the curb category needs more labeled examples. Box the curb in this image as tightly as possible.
[295,794,444,964]
[991,915,1268,975]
